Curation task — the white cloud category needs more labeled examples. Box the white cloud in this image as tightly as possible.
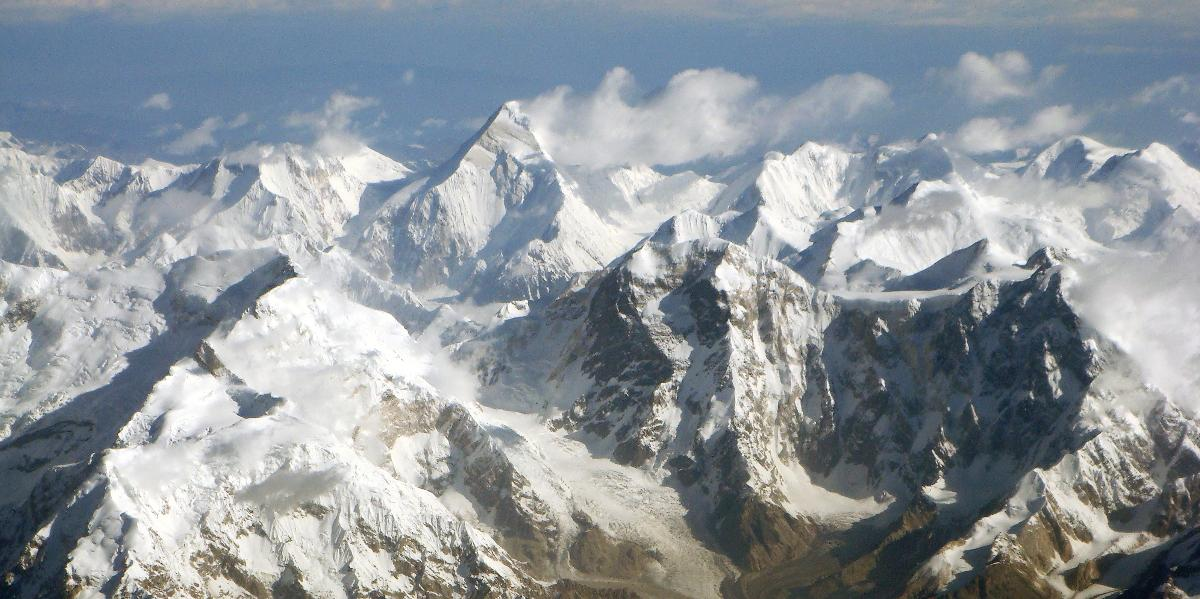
[222,142,278,166]
[3,0,1198,26]
[1133,75,1200,132]
[1133,75,1196,104]
[165,116,224,155]
[458,116,488,131]
[523,67,890,168]
[775,73,894,137]
[1070,242,1200,411]
[1069,44,1165,56]
[228,112,251,128]
[141,92,172,111]
[593,0,1186,26]
[930,51,1063,105]
[950,105,1089,154]
[285,91,379,155]
[0,0,396,21]
[163,112,252,155]
[152,123,182,138]
[402,69,415,85]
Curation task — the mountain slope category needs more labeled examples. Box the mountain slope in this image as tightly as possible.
[0,251,548,597]
[467,238,1200,596]
[352,103,635,301]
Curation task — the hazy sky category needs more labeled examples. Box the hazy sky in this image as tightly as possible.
[1,1,1198,166]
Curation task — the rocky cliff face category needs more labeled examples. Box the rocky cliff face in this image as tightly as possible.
[466,239,1200,596]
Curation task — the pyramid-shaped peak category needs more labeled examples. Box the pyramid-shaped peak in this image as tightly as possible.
[77,155,130,187]
[83,155,128,175]
[468,101,544,161]
[497,100,529,125]
[53,154,129,187]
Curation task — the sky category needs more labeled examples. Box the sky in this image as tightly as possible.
[1,1,1198,168]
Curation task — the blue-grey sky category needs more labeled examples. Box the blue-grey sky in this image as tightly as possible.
[1,1,1198,166]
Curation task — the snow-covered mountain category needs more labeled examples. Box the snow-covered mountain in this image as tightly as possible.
[351,102,635,302]
[1,113,1200,598]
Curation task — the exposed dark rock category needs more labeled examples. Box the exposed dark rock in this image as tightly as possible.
[568,524,661,580]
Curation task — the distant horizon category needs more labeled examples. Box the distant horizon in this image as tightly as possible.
[2,2,1198,169]
[4,96,1199,181]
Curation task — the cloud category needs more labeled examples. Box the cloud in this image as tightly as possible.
[0,0,396,22]
[950,105,1089,154]
[1069,242,1200,411]
[1133,74,1198,105]
[776,73,894,134]
[285,91,379,155]
[930,51,1063,105]
[221,142,278,166]
[600,0,1187,26]
[165,116,223,155]
[413,116,448,137]
[4,0,1199,26]
[141,92,172,111]
[523,67,890,167]
[1069,44,1167,56]
[152,123,183,138]
[137,187,212,230]
[458,116,488,131]
[1129,75,1200,135]
[1130,74,1200,138]
[228,112,251,128]
[402,69,415,85]
[1127,73,1200,135]
[163,112,251,155]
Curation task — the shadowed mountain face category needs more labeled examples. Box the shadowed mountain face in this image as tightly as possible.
[1,109,1199,598]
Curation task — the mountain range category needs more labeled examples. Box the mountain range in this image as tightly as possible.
[0,104,1198,598]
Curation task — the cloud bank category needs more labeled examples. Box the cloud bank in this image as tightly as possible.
[950,105,1089,153]
[523,67,890,168]
[930,51,1063,105]
[1070,243,1200,411]
[1133,75,1198,105]
[1131,74,1200,131]
[285,92,379,155]
[4,0,1198,26]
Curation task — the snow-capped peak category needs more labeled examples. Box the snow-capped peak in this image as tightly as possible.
[350,99,634,300]
[714,141,855,217]
[460,101,544,164]
[1021,135,1130,182]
